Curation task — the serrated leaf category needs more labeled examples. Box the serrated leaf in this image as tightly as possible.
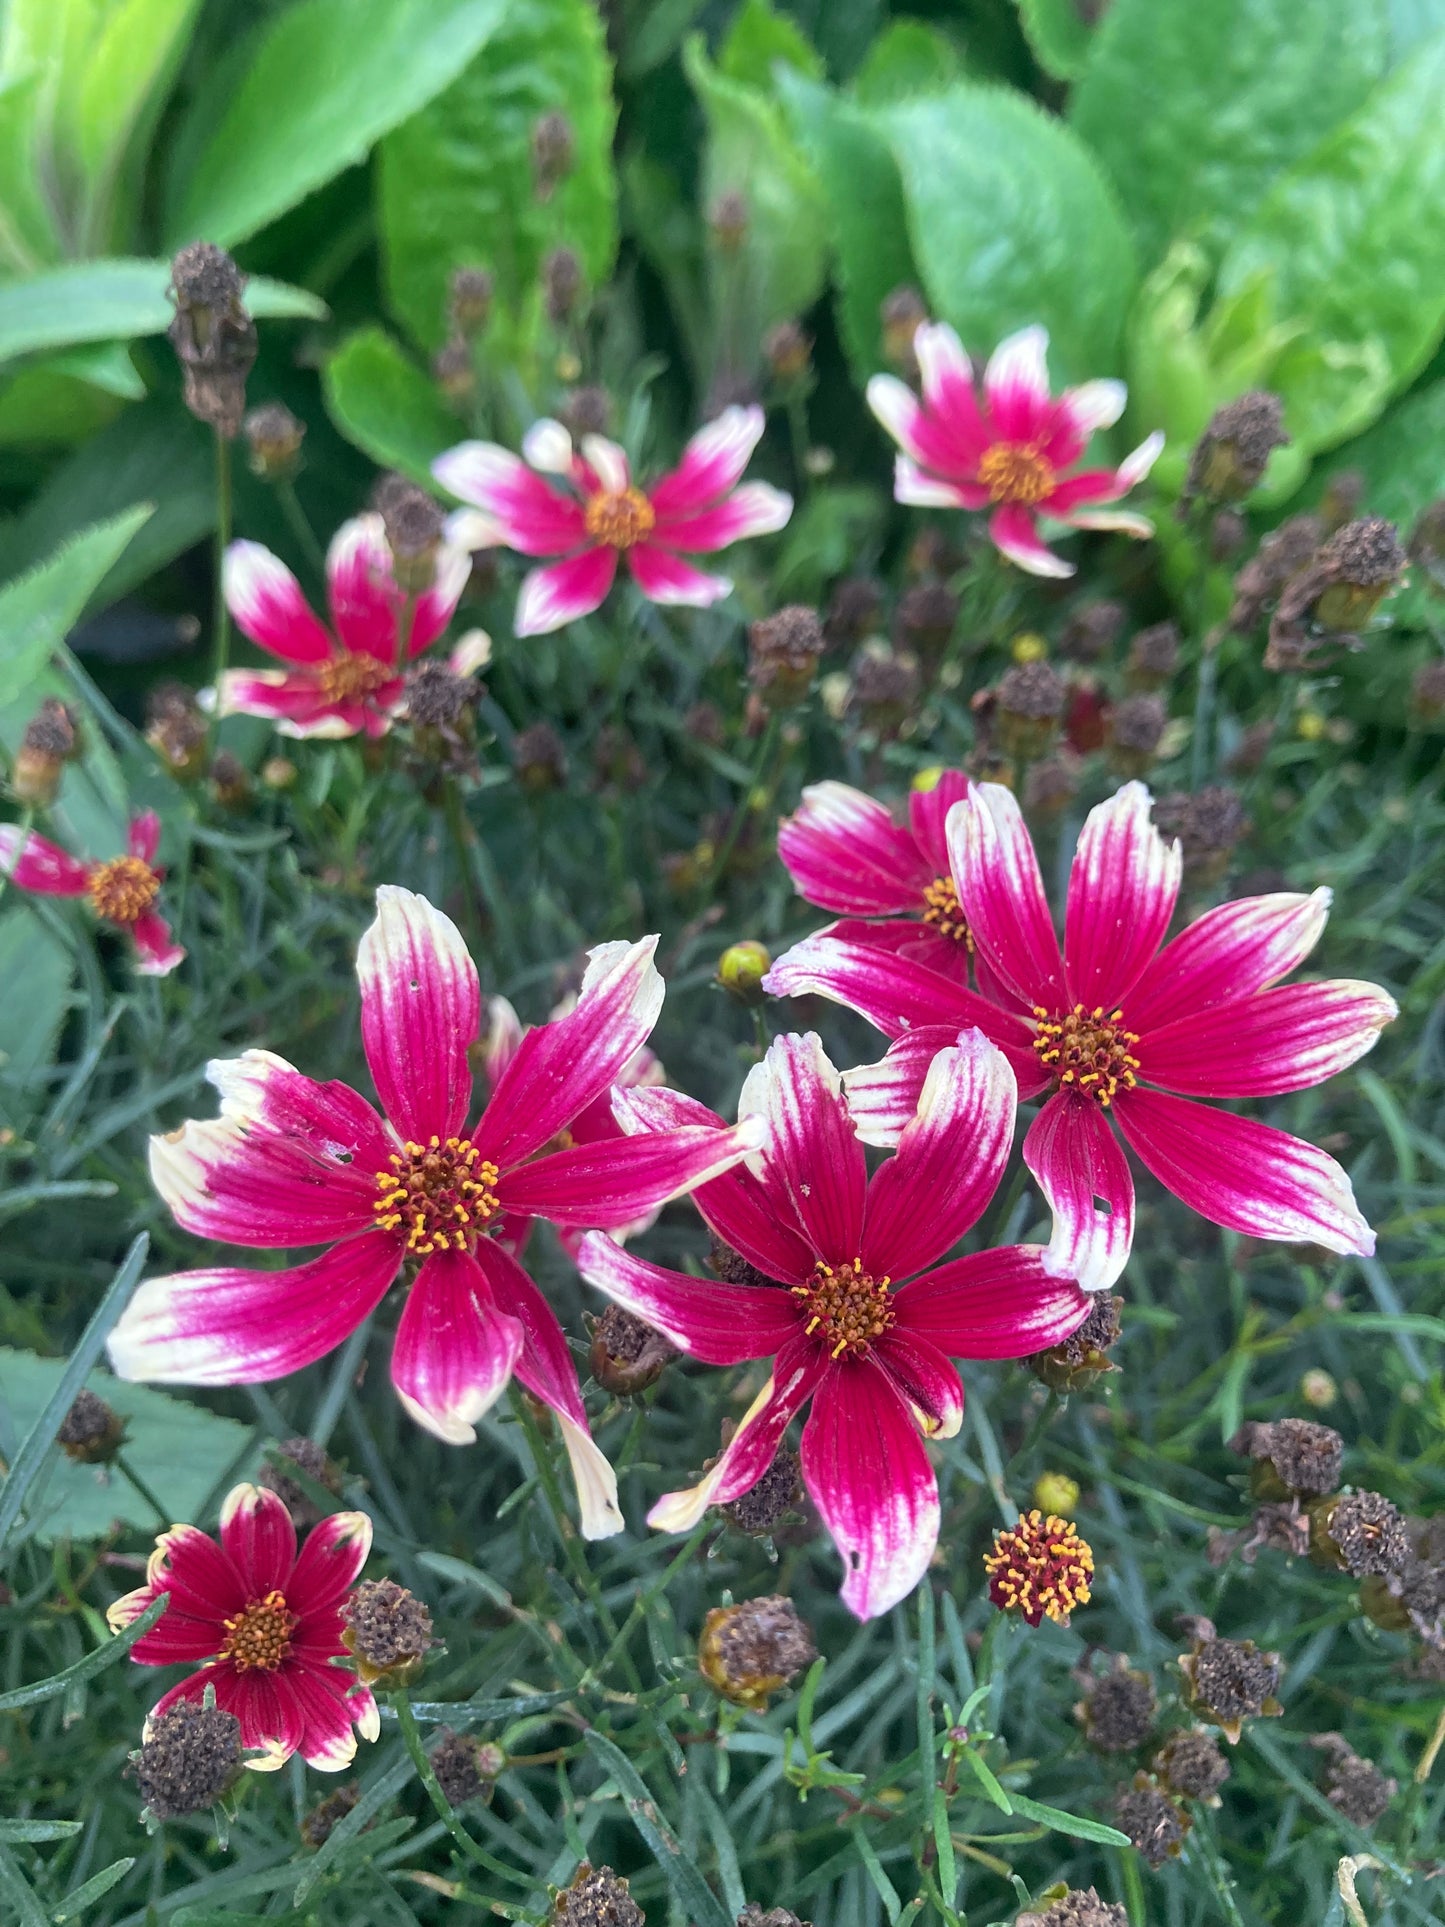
[378,0,617,362]
[877,83,1135,380]
[166,0,509,249]
[1071,0,1387,270]
[323,325,462,482]
[1015,0,1093,81]
[852,20,961,104]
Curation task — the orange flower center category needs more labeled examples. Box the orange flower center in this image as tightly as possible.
[584,487,655,550]
[87,855,160,925]
[373,1135,500,1254]
[921,874,973,949]
[221,1589,298,1672]
[791,1258,894,1360]
[985,1510,1094,1627]
[1032,1003,1140,1107]
[978,441,1056,507]
[316,652,396,705]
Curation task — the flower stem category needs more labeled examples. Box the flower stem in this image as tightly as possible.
[115,1453,172,1530]
[276,478,326,581]
[578,1515,714,1693]
[702,711,784,897]
[390,1689,532,1888]
[210,432,233,741]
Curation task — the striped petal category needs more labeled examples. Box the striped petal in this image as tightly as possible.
[357,886,479,1144]
[626,544,732,607]
[1064,782,1181,1012]
[390,1247,524,1444]
[1127,890,1332,1032]
[872,1327,964,1439]
[497,1117,763,1227]
[648,405,765,519]
[516,546,616,634]
[218,1483,297,1596]
[286,1510,373,1617]
[989,502,1073,578]
[946,783,1066,1010]
[779,781,933,917]
[649,481,792,550]
[576,1232,798,1364]
[431,442,587,556]
[1142,980,1396,1098]
[223,542,334,664]
[1023,1089,1135,1293]
[893,1245,1091,1356]
[739,1032,866,1261]
[982,325,1053,441]
[0,825,91,896]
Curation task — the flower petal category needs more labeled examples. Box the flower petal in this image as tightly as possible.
[894,456,991,510]
[286,1510,373,1617]
[861,1030,1017,1280]
[516,546,617,634]
[989,502,1073,578]
[497,1118,763,1227]
[947,783,1067,1009]
[284,1659,375,1771]
[409,542,471,655]
[431,442,586,555]
[626,544,732,607]
[867,372,980,481]
[223,542,334,664]
[982,325,1053,438]
[1114,1087,1373,1254]
[476,936,663,1169]
[219,1483,297,1596]
[326,515,405,663]
[1118,430,1165,489]
[801,1360,939,1620]
[580,433,630,495]
[1064,781,1181,1012]
[149,1050,393,1247]
[1050,378,1127,457]
[1023,1089,1135,1293]
[106,1233,401,1386]
[1143,980,1396,1098]
[390,1247,524,1444]
[0,824,91,895]
[130,911,186,977]
[841,1027,970,1146]
[893,1245,1091,1356]
[649,405,765,519]
[1063,509,1155,538]
[521,418,574,473]
[576,1231,797,1363]
[914,322,992,460]
[871,1328,964,1438]
[779,781,933,917]
[741,1032,865,1260]
[907,770,972,876]
[357,886,479,1144]
[1127,890,1331,1032]
[650,481,793,550]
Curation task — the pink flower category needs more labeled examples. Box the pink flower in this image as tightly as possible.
[766,783,1396,1293]
[108,887,761,1538]
[218,515,469,739]
[107,1482,377,1772]
[867,323,1164,579]
[0,810,183,976]
[576,1031,1090,1619]
[432,407,792,636]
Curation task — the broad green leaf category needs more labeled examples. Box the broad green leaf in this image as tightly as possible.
[877,84,1135,380]
[0,1349,258,1543]
[0,906,76,1119]
[1216,31,1445,455]
[0,506,151,710]
[776,71,914,380]
[1072,0,1387,270]
[1388,0,1445,60]
[74,0,201,248]
[773,482,887,600]
[166,0,509,249]
[1014,0,1093,80]
[851,20,960,104]
[0,258,325,365]
[378,0,617,361]
[324,325,462,483]
[0,72,58,274]
[619,0,706,79]
[720,0,822,90]
[1316,378,1445,528]
[0,354,131,449]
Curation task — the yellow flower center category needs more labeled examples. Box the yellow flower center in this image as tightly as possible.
[373,1135,501,1254]
[921,874,973,949]
[87,855,160,926]
[977,441,1056,507]
[583,487,655,550]
[221,1589,298,1672]
[316,652,396,705]
[985,1510,1094,1626]
[1032,1004,1141,1107]
[791,1258,894,1360]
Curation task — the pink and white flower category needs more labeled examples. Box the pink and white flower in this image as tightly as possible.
[766,783,1395,1293]
[432,407,792,636]
[577,1031,1091,1620]
[218,515,469,739]
[867,323,1164,579]
[0,810,183,975]
[108,887,761,1538]
[108,1482,377,1772]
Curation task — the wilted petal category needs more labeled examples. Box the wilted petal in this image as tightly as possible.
[357,886,479,1144]
[871,1327,964,1438]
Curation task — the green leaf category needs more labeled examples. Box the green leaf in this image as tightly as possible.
[583,1732,733,1927]
[74,0,201,249]
[54,1857,138,1920]
[1014,0,1094,81]
[772,481,888,599]
[1006,1790,1132,1845]
[1388,0,1445,60]
[720,0,822,90]
[851,20,961,104]
[166,0,510,249]
[1314,377,1445,527]
[323,325,462,483]
[0,506,152,710]
[0,906,76,1125]
[0,1821,83,1843]
[0,72,60,274]
[1071,0,1387,270]
[378,0,617,361]
[0,1594,168,1711]
[876,83,1136,380]
[1215,32,1445,455]
[0,258,325,365]
[0,1349,258,1546]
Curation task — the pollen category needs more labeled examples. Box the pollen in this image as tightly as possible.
[985,1510,1094,1627]
[921,874,973,949]
[373,1136,500,1254]
[1032,1004,1141,1106]
[792,1257,894,1360]
[977,441,1056,507]
[584,486,655,550]
[87,854,160,925]
[221,1589,298,1672]
[316,652,396,705]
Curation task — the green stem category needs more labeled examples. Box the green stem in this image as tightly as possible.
[390,1690,532,1888]
[115,1453,172,1530]
[275,478,326,581]
[703,711,784,897]
[578,1516,714,1693]
[785,391,811,503]
[1189,643,1218,789]
[441,780,484,948]
[212,432,233,711]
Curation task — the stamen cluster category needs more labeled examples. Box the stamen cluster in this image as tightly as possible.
[373,1136,500,1254]
[986,1510,1094,1626]
[1032,1004,1141,1106]
[220,1589,298,1672]
[792,1258,894,1360]
[921,874,973,948]
[87,855,161,925]
[584,488,655,550]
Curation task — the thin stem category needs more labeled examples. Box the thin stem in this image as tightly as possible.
[702,711,783,897]
[785,391,811,503]
[441,780,484,948]
[211,433,233,728]
[115,1453,172,1530]
[275,478,326,580]
[578,1515,714,1693]
[391,1689,532,1888]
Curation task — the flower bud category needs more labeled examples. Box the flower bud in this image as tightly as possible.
[1309,1489,1408,1577]
[763,320,812,385]
[342,1577,434,1686]
[1033,1472,1080,1516]
[259,1436,345,1529]
[1300,1367,1337,1410]
[12,698,79,806]
[530,111,576,199]
[56,1388,126,1465]
[146,681,208,781]
[1153,1728,1230,1803]
[512,721,567,794]
[996,661,1065,759]
[1313,516,1408,633]
[1029,1293,1121,1393]
[850,645,919,737]
[1177,1630,1282,1742]
[129,1696,242,1820]
[720,1442,803,1537]
[1126,620,1180,690]
[299,1781,360,1847]
[709,189,749,253]
[1074,1654,1156,1753]
[1058,599,1123,663]
[372,472,446,596]
[1063,679,1108,755]
[262,755,298,791]
[448,266,494,337]
[1229,1418,1342,1501]
[1105,693,1167,777]
[880,285,927,373]
[430,1727,498,1806]
[748,606,824,710]
[717,940,772,1005]
[552,1864,643,1927]
[1114,1775,1190,1866]
[542,247,584,326]
[1228,514,1325,633]
[167,242,257,438]
[1183,391,1288,505]
[986,1511,1093,1627]
[1017,1887,1127,1927]
[588,1304,676,1397]
[698,1595,816,1709]
[1312,1735,1395,1827]
[243,402,305,481]
[893,582,958,664]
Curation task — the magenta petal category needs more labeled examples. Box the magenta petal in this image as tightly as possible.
[223,541,335,664]
[1126,890,1332,1032]
[576,1232,797,1363]
[1142,980,1396,1098]
[357,886,479,1144]
[1113,1088,1374,1255]
[1064,782,1180,1012]
[801,1360,939,1620]
[982,327,1054,442]
[907,771,972,877]
[110,1521,243,1643]
[326,515,406,663]
[625,544,732,607]
[284,1658,375,1770]
[650,482,792,551]
[214,668,337,729]
[515,546,617,634]
[947,784,1067,1012]
[431,442,587,556]
[408,544,470,654]
[1023,1090,1135,1294]
[130,910,185,976]
[867,373,983,482]
[871,1328,964,1438]
[497,1119,760,1228]
[779,781,933,917]
[1040,466,1128,513]
[841,1028,965,1147]
[860,1030,1017,1279]
[914,323,992,462]
[893,1246,1090,1357]
[106,1231,401,1386]
[390,1247,524,1444]
[742,1033,866,1261]
[0,824,91,895]
[648,405,765,519]
[218,1484,297,1596]
[120,1598,224,1664]
[989,502,1073,579]
[286,1511,373,1617]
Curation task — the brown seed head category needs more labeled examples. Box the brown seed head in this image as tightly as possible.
[543,247,584,325]
[448,266,494,336]
[243,402,305,481]
[894,581,960,660]
[562,385,613,439]
[749,606,825,709]
[130,1697,242,1819]
[343,1578,434,1685]
[1230,1418,1343,1499]
[881,285,927,372]
[552,1862,644,1927]
[1114,1776,1190,1867]
[404,661,480,735]
[1313,1490,1409,1577]
[850,645,920,737]
[1127,621,1181,687]
[1178,1635,1282,1741]
[824,576,883,645]
[737,1909,813,1927]
[699,1595,816,1710]
[371,473,446,594]
[13,698,80,805]
[588,1304,677,1397]
[531,111,576,197]
[512,722,567,794]
[1107,693,1167,771]
[167,242,257,437]
[1184,391,1288,504]
[1024,751,1083,819]
[1029,1294,1121,1393]
[430,1727,492,1806]
[1312,1735,1395,1827]
[721,1445,803,1537]
[1153,1727,1231,1802]
[1059,599,1124,663]
[1076,1655,1157,1753]
[1152,785,1248,881]
[299,1781,361,1848]
[763,320,812,384]
[1229,514,1325,632]
[1017,1888,1127,1927]
[56,1388,126,1464]
[259,1436,344,1529]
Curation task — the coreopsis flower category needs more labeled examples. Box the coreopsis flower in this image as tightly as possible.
[432,407,792,635]
[218,515,468,739]
[577,1030,1090,1618]
[867,323,1163,578]
[0,810,183,975]
[766,782,1395,1292]
[985,1510,1094,1627]
[108,1482,378,1772]
[107,888,759,1538]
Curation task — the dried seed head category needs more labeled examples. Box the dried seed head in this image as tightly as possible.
[1210,508,1249,562]
[130,1697,242,1819]
[372,472,447,595]
[13,698,80,805]
[1151,785,1248,882]
[561,385,613,439]
[1411,657,1445,724]
[986,1512,1093,1627]
[588,1304,677,1397]
[1106,693,1168,774]
[404,661,480,735]
[1312,1735,1395,1827]
[893,582,959,661]
[1075,1655,1157,1753]
[1312,1490,1409,1577]
[1320,468,1365,533]
[998,659,1065,719]
[207,750,251,811]
[1153,1727,1231,1802]
[531,111,576,198]
[881,285,927,372]
[1229,1418,1343,1500]
[449,266,494,336]
[1016,1887,1128,1927]
[259,1436,344,1528]
[543,247,584,325]
[343,1578,434,1685]
[850,646,920,737]
[748,606,825,709]
[738,1909,812,1927]
[699,1595,816,1710]
[1114,1776,1190,1867]
[552,1862,644,1927]
[56,1388,126,1464]
[430,1727,493,1806]
[1178,1635,1282,1741]
[1024,752,1083,820]
[1184,391,1288,504]
[512,722,567,794]
[1312,516,1408,632]
[1229,514,1325,632]
[592,723,645,793]
[243,402,305,481]
[1029,1295,1121,1393]
[1059,600,1124,663]
[1126,621,1181,688]
[146,680,209,781]
[299,1781,360,1848]
[721,1445,803,1537]
[433,334,476,406]
[167,242,257,437]
[708,1238,775,1291]
[763,320,812,384]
